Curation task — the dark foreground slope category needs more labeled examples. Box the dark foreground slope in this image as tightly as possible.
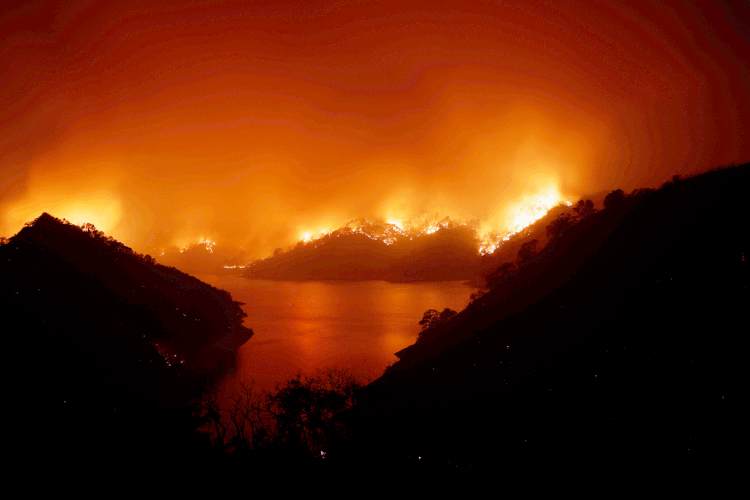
[0,214,252,465]
[353,165,746,478]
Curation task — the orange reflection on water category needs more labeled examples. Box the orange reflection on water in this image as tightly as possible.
[196,275,473,391]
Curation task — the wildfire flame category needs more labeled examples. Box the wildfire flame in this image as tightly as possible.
[180,237,216,254]
[289,187,570,257]
[216,186,572,269]
[475,187,572,255]
[507,189,570,234]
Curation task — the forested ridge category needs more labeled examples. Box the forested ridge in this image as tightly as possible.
[1,164,745,480]
[1,213,252,466]
[351,164,746,478]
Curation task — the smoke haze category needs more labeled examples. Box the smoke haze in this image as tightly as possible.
[2,0,748,258]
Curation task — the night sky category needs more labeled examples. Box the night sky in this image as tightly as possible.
[2,0,747,257]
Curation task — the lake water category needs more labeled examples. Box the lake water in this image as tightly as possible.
[194,275,475,392]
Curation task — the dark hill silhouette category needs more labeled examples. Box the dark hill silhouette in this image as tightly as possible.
[244,231,397,280]
[244,218,492,282]
[469,202,576,287]
[241,205,577,284]
[0,213,252,466]
[157,240,248,275]
[350,164,746,479]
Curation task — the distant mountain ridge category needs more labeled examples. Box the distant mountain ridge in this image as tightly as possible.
[243,220,481,281]
[241,211,572,282]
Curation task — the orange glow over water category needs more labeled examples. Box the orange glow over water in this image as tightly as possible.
[196,274,473,391]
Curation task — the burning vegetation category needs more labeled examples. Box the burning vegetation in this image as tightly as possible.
[135,186,575,279]
[289,188,571,257]
[210,187,576,282]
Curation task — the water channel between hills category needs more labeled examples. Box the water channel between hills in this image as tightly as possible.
[195,274,475,392]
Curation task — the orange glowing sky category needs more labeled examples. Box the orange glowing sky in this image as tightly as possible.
[2,0,748,258]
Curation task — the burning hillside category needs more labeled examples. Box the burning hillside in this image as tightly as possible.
[238,191,572,282]
[287,187,571,257]
[144,187,573,279]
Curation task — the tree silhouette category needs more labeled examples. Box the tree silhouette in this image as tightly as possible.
[573,199,596,218]
[419,308,457,331]
[206,369,364,461]
[544,199,595,244]
[516,239,539,267]
[546,213,576,241]
[439,308,457,323]
[417,308,458,343]
[486,262,517,288]
[418,309,441,332]
[604,189,626,209]
[630,187,654,200]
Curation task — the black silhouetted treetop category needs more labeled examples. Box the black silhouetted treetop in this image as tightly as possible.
[270,369,362,452]
[604,189,627,209]
[545,199,596,242]
[546,213,576,241]
[204,368,364,458]
[516,239,539,267]
[573,199,597,218]
[630,187,654,200]
[486,261,516,288]
[418,308,458,333]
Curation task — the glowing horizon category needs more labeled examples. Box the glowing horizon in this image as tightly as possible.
[1,1,747,258]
